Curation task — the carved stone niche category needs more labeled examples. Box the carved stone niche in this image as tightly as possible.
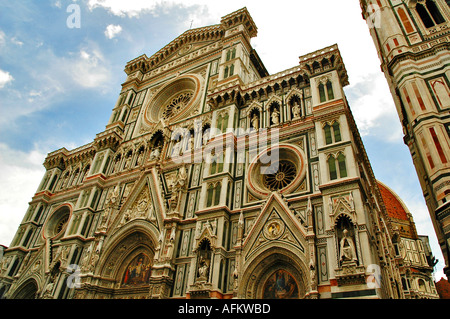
[333,214,365,287]
[189,237,214,298]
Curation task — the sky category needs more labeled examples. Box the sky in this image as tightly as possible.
[0,0,446,280]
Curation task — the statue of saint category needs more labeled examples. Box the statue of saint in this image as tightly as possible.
[271,108,280,125]
[292,102,301,119]
[197,257,210,280]
[339,229,357,264]
[251,113,259,130]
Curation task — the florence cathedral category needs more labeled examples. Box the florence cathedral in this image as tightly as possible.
[0,7,443,299]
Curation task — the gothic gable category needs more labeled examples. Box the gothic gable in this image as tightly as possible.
[109,170,164,235]
[242,192,307,262]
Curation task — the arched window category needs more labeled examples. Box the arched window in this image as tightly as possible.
[324,124,333,145]
[210,158,217,175]
[337,153,348,178]
[417,3,435,28]
[328,155,338,180]
[426,0,445,24]
[80,214,91,236]
[416,0,445,28]
[127,92,135,105]
[48,174,59,191]
[70,247,80,266]
[333,122,342,142]
[112,110,120,123]
[402,277,408,291]
[216,112,229,134]
[69,214,81,235]
[102,156,111,175]
[326,81,334,100]
[319,83,326,103]
[80,164,90,182]
[22,229,33,248]
[34,205,44,223]
[8,258,21,277]
[210,153,224,175]
[224,66,229,78]
[324,121,342,144]
[328,153,348,180]
[229,64,235,77]
[206,182,222,207]
[207,184,214,207]
[214,183,222,206]
[121,108,128,123]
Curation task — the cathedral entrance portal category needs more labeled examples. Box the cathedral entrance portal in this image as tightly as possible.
[262,269,300,299]
[240,248,307,299]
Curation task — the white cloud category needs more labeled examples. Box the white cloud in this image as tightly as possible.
[87,0,163,17]
[0,69,13,88]
[346,73,403,141]
[11,37,23,47]
[70,48,112,89]
[0,143,46,246]
[0,44,112,128]
[104,24,122,39]
[0,30,5,46]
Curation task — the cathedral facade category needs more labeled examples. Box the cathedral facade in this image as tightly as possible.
[0,8,438,299]
[360,0,450,280]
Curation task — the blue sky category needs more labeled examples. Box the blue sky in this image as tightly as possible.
[0,0,446,280]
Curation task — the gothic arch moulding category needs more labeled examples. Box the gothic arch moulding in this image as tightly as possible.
[9,278,39,299]
[96,222,159,282]
[239,246,308,299]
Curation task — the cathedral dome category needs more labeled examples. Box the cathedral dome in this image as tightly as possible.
[377,181,409,221]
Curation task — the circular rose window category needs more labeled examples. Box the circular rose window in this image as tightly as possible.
[262,160,297,191]
[144,75,202,124]
[162,91,194,119]
[43,206,71,239]
[247,144,306,199]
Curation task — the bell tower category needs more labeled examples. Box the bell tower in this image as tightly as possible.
[360,0,450,279]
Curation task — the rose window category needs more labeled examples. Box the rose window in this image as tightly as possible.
[162,91,193,119]
[262,160,297,191]
[43,205,71,239]
[55,215,69,235]
[247,144,307,199]
[143,75,202,124]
